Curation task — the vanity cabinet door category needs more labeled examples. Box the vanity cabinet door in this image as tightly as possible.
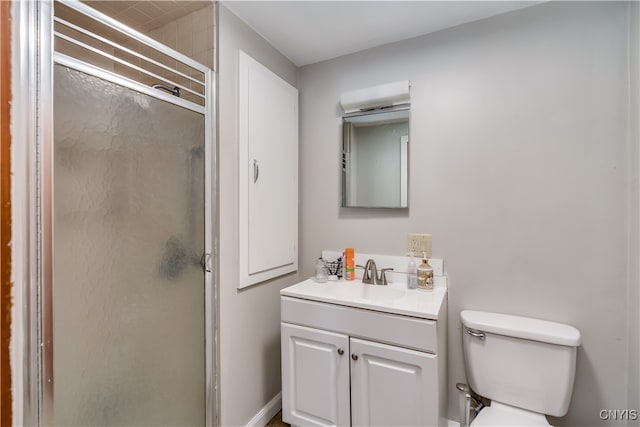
[350,338,438,427]
[281,323,350,427]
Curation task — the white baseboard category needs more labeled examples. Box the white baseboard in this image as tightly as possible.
[246,392,282,427]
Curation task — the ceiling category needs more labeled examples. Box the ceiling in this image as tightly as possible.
[223,1,542,67]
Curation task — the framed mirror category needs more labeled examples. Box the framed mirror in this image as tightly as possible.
[341,107,409,208]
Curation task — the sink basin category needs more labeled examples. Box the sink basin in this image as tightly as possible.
[335,283,405,302]
[280,278,448,320]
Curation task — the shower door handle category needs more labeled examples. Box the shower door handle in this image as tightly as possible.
[200,253,212,273]
[253,159,259,183]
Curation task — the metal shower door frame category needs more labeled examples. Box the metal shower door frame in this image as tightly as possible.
[15,1,219,425]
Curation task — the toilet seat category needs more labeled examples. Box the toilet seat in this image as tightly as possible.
[472,402,552,427]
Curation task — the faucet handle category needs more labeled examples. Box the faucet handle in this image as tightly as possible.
[379,268,394,286]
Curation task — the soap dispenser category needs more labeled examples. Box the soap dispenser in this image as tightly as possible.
[417,252,434,291]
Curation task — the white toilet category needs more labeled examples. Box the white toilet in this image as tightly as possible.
[461,310,581,426]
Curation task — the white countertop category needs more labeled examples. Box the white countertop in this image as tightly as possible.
[280,276,447,320]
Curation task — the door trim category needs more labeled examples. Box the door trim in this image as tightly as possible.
[11,1,51,425]
[1,0,13,424]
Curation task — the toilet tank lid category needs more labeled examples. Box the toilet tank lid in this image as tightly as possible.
[461,310,581,346]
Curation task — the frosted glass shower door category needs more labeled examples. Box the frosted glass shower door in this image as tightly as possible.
[53,65,206,426]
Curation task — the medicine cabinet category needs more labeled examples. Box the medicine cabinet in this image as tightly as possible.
[341,107,409,208]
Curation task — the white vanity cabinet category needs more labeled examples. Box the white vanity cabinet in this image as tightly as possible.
[280,279,447,427]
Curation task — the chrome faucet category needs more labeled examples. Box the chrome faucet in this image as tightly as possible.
[359,259,393,285]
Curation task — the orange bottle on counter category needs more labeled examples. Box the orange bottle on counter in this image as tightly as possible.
[345,247,355,280]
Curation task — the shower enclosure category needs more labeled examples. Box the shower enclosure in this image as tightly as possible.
[16,1,217,425]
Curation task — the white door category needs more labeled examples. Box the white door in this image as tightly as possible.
[281,323,350,427]
[350,338,438,427]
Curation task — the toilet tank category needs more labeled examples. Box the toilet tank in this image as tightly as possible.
[461,310,581,417]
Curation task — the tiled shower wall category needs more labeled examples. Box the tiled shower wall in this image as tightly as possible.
[110,3,215,103]
[146,4,216,72]
[55,1,216,94]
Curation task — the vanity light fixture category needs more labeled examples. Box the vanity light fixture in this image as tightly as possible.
[339,80,410,113]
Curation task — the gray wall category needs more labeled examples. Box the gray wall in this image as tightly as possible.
[298,2,636,426]
[218,5,301,425]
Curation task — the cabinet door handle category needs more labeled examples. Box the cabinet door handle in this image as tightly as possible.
[253,159,259,183]
[351,353,358,361]
[337,348,344,356]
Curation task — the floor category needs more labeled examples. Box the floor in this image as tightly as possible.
[266,410,290,427]
[267,408,461,427]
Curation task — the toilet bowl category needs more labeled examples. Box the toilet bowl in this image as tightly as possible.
[472,402,551,426]
[461,310,581,427]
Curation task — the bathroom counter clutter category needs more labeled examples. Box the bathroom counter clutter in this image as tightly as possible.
[280,276,447,320]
